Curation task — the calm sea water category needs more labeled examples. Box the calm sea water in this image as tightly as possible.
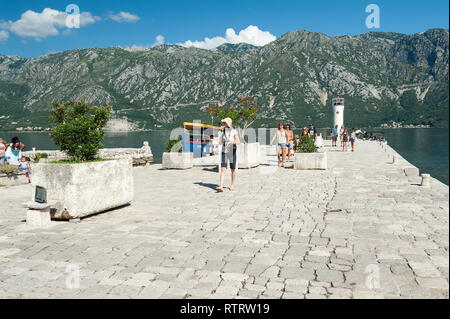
[1,128,448,185]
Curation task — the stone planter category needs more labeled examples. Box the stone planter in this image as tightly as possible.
[238,142,260,169]
[162,152,193,170]
[315,135,324,148]
[31,159,134,220]
[293,152,327,170]
[0,173,29,186]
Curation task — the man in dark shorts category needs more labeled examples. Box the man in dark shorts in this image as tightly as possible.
[331,125,339,147]
[216,118,240,192]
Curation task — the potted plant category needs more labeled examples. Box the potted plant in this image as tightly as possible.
[162,136,193,170]
[31,101,134,220]
[206,96,260,169]
[293,136,327,170]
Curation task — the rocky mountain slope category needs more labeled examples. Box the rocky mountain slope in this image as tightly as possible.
[0,28,448,130]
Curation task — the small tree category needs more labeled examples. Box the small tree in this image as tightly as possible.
[296,136,318,153]
[50,101,111,162]
[206,96,259,142]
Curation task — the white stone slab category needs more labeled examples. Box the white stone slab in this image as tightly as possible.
[23,200,57,210]
[238,143,260,169]
[26,210,51,227]
[0,173,29,186]
[31,159,134,220]
[162,152,193,170]
[293,152,327,170]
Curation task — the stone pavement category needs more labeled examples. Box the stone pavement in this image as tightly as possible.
[0,141,448,299]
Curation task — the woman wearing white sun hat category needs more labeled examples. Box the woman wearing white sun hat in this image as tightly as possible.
[216,117,240,192]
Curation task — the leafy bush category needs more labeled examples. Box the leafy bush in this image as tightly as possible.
[50,101,111,162]
[165,136,183,153]
[32,152,49,163]
[0,165,20,175]
[296,136,318,153]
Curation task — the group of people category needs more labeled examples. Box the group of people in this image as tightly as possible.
[0,137,31,181]
[330,125,358,152]
[269,123,319,167]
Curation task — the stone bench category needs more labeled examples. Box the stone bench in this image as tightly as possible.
[23,200,57,227]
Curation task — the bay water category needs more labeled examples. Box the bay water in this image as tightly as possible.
[1,128,448,185]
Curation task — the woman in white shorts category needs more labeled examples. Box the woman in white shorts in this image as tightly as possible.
[270,122,289,167]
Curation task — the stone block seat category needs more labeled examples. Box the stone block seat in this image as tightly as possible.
[23,200,58,227]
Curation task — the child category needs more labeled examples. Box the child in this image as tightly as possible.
[19,157,31,182]
[293,134,300,152]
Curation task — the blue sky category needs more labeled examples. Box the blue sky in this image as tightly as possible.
[0,0,448,57]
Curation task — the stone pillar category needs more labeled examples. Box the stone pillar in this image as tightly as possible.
[23,200,57,227]
[26,210,51,227]
[421,174,431,187]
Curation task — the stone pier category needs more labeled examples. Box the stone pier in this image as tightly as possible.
[0,140,448,299]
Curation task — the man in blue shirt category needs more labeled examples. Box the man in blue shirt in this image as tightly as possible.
[331,125,339,147]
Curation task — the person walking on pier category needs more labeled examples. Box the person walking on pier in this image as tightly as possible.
[342,128,349,152]
[285,124,294,161]
[350,128,357,152]
[308,124,317,140]
[340,125,345,148]
[216,118,240,192]
[301,127,309,137]
[331,125,339,147]
[270,122,288,167]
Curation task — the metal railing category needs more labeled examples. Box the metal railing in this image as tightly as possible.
[332,98,344,106]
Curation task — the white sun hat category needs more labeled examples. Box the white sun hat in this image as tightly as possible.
[221,117,233,128]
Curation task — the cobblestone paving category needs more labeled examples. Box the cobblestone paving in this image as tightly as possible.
[0,141,448,299]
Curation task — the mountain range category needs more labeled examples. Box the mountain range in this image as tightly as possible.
[0,28,448,131]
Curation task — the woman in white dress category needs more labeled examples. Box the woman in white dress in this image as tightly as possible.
[216,118,240,192]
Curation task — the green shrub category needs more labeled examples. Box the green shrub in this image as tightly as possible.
[0,165,20,175]
[296,136,318,153]
[165,136,183,153]
[32,152,49,163]
[50,101,111,162]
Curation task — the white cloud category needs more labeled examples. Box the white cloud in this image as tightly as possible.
[154,35,165,46]
[181,25,276,49]
[122,35,165,51]
[0,8,98,38]
[108,11,140,23]
[0,30,9,42]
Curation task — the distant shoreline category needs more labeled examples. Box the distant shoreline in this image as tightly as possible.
[1,127,448,134]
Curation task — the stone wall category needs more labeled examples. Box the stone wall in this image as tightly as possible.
[23,141,154,166]
[0,173,29,186]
